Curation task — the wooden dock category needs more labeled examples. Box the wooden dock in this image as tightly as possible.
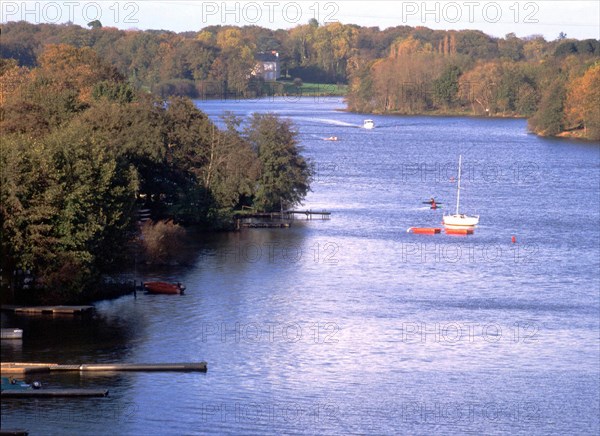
[241,222,290,228]
[0,429,29,436]
[2,305,95,316]
[235,210,331,229]
[1,389,109,398]
[1,362,207,375]
[1,363,55,375]
[1,329,23,340]
[285,210,331,220]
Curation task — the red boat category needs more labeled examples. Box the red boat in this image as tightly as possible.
[143,281,185,295]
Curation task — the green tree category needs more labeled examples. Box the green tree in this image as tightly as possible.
[0,126,137,302]
[200,114,260,225]
[87,20,102,29]
[529,79,566,136]
[245,114,312,212]
[433,65,461,108]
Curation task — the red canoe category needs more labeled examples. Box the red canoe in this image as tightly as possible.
[143,281,185,295]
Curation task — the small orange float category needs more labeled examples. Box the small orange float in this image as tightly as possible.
[407,227,442,234]
[444,228,474,235]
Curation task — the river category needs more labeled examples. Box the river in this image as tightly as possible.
[2,97,599,435]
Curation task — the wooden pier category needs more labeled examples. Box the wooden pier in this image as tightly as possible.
[1,389,109,398]
[0,429,29,436]
[285,210,331,220]
[1,329,23,340]
[235,210,331,229]
[0,363,51,375]
[1,362,207,375]
[241,221,290,228]
[1,305,95,316]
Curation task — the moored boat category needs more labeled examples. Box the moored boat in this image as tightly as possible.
[1,376,108,397]
[143,281,185,295]
[1,376,41,391]
[443,155,479,229]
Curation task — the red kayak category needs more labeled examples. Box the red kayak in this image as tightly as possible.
[143,281,185,295]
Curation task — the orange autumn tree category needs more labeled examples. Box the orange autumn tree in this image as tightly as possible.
[565,63,600,140]
[369,36,445,113]
[1,44,125,137]
[37,44,122,103]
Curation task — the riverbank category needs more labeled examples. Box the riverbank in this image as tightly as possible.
[166,81,348,100]
[348,106,526,119]
[346,106,600,142]
[0,282,136,306]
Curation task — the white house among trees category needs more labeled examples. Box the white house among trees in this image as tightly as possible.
[252,51,280,81]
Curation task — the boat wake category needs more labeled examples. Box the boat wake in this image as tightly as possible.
[294,117,361,128]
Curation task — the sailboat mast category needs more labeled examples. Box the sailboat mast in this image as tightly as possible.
[455,155,462,215]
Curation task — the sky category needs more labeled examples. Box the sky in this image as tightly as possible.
[1,1,599,40]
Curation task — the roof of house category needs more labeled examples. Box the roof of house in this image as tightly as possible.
[255,52,279,62]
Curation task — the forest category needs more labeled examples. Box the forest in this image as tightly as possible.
[2,20,599,139]
[1,20,598,302]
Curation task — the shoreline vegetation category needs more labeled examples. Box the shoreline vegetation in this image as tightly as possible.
[0,44,312,305]
[1,20,598,304]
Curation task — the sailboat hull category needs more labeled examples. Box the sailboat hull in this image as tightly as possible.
[442,214,480,229]
[443,155,480,230]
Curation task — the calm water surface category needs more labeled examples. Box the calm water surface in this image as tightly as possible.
[2,97,599,435]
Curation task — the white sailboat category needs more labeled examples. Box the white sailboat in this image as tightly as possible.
[443,155,479,229]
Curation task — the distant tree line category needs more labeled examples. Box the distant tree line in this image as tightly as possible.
[346,31,599,140]
[0,44,311,302]
[1,21,598,139]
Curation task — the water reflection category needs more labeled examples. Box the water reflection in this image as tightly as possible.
[2,98,598,435]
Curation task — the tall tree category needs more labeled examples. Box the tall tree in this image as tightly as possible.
[245,114,312,212]
[528,79,566,136]
[564,63,600,139]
